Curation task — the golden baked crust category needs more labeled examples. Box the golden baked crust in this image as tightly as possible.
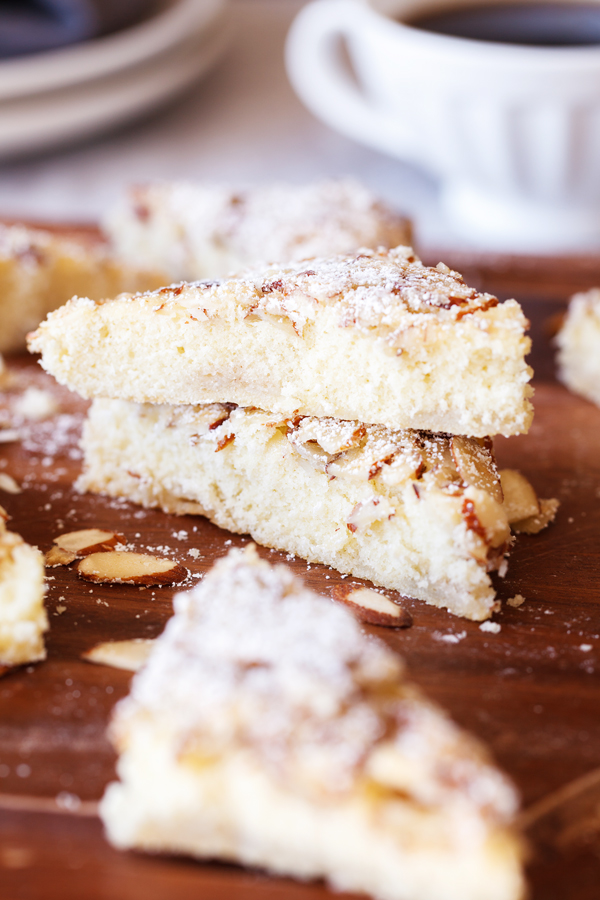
[30,247,533,437]
[101,546,525,900]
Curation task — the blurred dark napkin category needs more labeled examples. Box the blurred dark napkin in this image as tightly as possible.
[0,0,160,58]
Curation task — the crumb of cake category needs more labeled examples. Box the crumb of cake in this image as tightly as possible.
[480,621,501,634]
[13,386,58,421]
[506,595,525,608]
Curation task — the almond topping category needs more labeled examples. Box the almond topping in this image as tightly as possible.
[332,586,412,628]
[45,545,77,567]
[53,528,125,557]
[499,469,540,523]
[77,551,187,585]
[511,498,559,535]
[451,436,502,503]
[82,639,155,672]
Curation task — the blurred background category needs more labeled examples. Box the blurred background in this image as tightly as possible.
[0,0,444,248]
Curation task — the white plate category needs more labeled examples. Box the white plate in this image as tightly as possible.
[0,10,231,158]
[0,0,224,102]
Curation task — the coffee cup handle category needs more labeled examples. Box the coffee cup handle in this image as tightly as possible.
[285,0,421,163]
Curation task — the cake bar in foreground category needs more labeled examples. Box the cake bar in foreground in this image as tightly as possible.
[79,399,516,620]
[0,506,47,667]
[30,247,533,437]
[0,222,164,354]
[104,179,412,281]
[100,545,525,900]
[556,288,600,406]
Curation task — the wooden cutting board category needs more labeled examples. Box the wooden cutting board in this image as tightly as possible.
[0,233,599,900]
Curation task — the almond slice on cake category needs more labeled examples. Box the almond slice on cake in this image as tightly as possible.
[29,247,533,438]
[77,400,511,621]
[100,546,525,900]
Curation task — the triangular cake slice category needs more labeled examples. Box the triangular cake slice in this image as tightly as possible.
[0,222,165,354]
[29,247,533,437]
[556,287,600,407]
[104,179,413,281]
[78,399,516,620]
[0,506,47,667]
[100,545,525,900]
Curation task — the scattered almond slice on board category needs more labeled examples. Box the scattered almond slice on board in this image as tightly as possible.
[512,498,560,535]
[499,469,539,523]
[332,586,412,628]
[82,639,155,672]
[0,473,21,494]
[77,551,187,586]
[53,528,125,557]
[45,545,77,567]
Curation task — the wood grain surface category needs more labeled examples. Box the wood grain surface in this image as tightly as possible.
[1,239,599,900]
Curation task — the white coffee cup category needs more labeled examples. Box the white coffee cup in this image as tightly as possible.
[286,0,600,251]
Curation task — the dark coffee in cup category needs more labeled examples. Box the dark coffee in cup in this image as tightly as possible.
[407,2,600,46]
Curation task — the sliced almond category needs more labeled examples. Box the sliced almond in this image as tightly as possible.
[77,551,187,585]
[512,498,559,535]
[82,639,155,672]
[45,545,77,567]
[54,528,125,557]
[332,586,412,628]
[0,473,21,494]
[499,469,540,523]
[451,436,503,503]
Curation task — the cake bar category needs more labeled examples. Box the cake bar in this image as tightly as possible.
[78,398,514,620]
[556,288,600,406]
[30,247,533,437]
[100,545,525,900]
[0,222,164,354]
[0,506,47,667]
[104,179,412,281]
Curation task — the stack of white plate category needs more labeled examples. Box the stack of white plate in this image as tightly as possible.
[0,0,230,159]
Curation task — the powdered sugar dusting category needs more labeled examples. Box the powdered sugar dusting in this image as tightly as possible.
[137,248,500,339]
[115,547,518,818]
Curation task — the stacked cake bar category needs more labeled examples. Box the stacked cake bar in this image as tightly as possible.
[101,545,525,900]
[0,506,47,668]
[30,245,538,620]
